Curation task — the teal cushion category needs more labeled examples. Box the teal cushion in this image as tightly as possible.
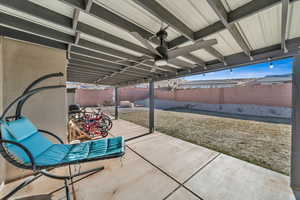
[1,117,54,163]
[35,136,125,166]
[35,144,71,166]
[3,117,38,141]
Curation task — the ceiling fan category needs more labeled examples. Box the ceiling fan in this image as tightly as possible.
[130,24,217,72]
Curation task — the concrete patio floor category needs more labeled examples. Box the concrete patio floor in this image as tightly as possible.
[0,119,296,200]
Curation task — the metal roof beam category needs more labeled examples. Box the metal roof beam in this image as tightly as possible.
[182,54,206,67]
[168,59,195,69]
[67,71,102,77]
[69,60,161,77]
[0,0,72,27]
[68,64,113,74]
[69,60,119,72]
[68,61,158,77]
[0,26,67,50]
[73,8,80,30]
[67,70,107,77]
[67,68,144,82]
[207,0,251,57]
[281,0,289,53]
[70,49,126,70]
[84,0,93,12]
[0,13,74,43]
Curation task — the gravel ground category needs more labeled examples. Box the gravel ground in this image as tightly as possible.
[104,107,291,175]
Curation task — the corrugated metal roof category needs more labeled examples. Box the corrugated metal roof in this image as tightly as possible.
[94,0,181,40]
[156,0,220,32]
[238,4,282,50]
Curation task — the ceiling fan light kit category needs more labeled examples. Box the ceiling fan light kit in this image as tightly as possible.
[154,59,168,66]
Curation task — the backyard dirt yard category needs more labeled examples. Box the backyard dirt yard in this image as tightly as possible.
[114,109,291,175]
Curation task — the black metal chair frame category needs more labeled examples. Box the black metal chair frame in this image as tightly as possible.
[0,73,124,200]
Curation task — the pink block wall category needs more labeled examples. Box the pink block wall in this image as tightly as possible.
[119,87,148,102]
[75,83,292,107]
[75,87,148,106]
[75,88,113,106]
[223,83,291,107]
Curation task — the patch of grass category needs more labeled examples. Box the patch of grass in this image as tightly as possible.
[118,109,291,175]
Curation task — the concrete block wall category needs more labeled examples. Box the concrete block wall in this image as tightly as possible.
[76,84,292,108]
[0,37,67,182]
[154,84,292,107]
[75,88,114,106]
[75,87,149,106]
[136,98,292,119]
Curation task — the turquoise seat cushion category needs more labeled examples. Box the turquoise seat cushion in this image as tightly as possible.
[88,136,125,159]
[62,136,125,164]
[3,117,38,141]
[34,144,71,166]
[1,117,53,163]
[30,136,125,166]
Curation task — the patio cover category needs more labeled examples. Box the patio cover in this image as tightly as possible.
[0,0,299,86]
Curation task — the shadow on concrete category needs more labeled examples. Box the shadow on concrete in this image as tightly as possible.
[164,107,291,125]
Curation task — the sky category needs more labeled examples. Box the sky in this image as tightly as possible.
[184,57,293,81]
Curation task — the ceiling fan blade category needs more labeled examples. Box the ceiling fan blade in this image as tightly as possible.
[168,39,217,59]
[131,32,162,57]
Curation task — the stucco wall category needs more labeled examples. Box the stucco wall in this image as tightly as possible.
[0,37,5,189]
[1,38,67,182]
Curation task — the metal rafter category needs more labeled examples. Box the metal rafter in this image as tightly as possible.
[84,0,93,12]
[207,0,251,57]
[0,26,67,50]
[182,54,206,67]
[67,65,149,80]
[68,60,160,77]
[281,0,289,53]
[72,8,80,30]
